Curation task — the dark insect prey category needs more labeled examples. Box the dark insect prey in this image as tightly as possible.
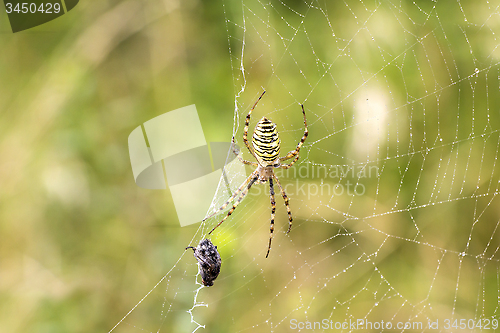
[186,239,221,287]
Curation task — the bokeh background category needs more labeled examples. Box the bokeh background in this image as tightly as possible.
[1,1,500,332]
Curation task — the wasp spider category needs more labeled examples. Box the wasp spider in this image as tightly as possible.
[205,91,308,258]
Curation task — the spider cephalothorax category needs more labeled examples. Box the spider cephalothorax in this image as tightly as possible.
[204,91,308,258]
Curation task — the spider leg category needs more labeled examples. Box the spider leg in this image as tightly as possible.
[203,172,256,222]
[266,178,276,258]
[232,136,258,166]
[279,104,308,169]
[243,91,266,159]
[272,174,293,233]
[208,175,259,235]
[194,254,214,269]
[186,247,212,267]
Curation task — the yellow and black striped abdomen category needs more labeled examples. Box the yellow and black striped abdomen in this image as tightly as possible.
[252,117,281,165]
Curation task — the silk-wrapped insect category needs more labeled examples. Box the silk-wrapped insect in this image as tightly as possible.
[186,239,221,287]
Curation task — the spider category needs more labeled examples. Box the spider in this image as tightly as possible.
[204,91,308,258]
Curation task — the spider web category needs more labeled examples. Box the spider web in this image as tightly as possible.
[111,0,500,332]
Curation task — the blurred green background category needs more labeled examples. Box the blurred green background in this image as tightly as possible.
[1,1,500,332]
